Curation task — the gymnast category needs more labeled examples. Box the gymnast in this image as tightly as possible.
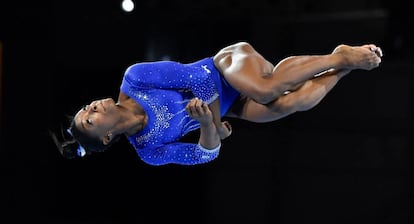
[50,41,383,166]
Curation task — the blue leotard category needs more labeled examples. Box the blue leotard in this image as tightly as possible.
[120,57,240,166]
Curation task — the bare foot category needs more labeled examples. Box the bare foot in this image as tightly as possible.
[332,44,382,70]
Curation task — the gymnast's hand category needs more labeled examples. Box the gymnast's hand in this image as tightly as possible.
[186,98,232,140]
[186,98,214,126]
[217,120,232,140]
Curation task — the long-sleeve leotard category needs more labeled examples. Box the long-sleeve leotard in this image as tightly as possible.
[120,57,239,165]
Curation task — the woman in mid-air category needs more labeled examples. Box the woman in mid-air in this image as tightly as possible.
[50,41,383,166]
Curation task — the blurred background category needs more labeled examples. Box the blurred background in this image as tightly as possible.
[0,0,412,223]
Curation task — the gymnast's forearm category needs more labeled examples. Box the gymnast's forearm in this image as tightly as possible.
[198,119,221,149]
[208,98,223,131]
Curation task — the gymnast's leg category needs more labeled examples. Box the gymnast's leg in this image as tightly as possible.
[225,68,351,123]
[213,42,381,105]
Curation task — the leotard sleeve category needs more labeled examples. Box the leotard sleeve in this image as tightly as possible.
[123,59,219,104]
[137,142,221,166]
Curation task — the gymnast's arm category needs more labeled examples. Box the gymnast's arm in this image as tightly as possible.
[124,61,229,140]
[137,97,222,166]
[137,142,221,166]
[123,60,219,104]
[186,97,221,149]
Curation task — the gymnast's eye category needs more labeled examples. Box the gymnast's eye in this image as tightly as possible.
[82,105,88,111]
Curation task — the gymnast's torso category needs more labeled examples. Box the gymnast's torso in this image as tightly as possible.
[120,57,239,166]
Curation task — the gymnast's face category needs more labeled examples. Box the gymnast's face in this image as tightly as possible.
[74,98,119,141]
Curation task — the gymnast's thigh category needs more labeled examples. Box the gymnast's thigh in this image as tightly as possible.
[225,96,289,123]
[214,47,275,101]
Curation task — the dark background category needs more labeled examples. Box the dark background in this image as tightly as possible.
[1,0,412,223]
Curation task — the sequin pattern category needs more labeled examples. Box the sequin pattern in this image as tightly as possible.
[120,57,223,165]
[132,92,174,147]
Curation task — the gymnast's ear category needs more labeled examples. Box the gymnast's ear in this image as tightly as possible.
[102,132,113,145]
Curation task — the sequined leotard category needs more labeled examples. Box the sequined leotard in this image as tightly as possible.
[120,57,240,166]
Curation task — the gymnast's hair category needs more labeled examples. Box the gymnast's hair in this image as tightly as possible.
[49,116,120,159]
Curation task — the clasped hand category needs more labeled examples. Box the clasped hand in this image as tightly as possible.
[185,98,232,140]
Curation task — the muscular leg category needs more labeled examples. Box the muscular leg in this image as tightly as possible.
[214,42,382,105]
[225,69,350,123]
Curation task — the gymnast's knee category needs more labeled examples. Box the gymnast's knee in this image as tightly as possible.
[233,42,255,53]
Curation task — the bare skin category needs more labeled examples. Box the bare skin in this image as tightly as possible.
[185,98,220,149]
[213,42,381,104]
[74,96,148,145]
[210,42,383,136]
